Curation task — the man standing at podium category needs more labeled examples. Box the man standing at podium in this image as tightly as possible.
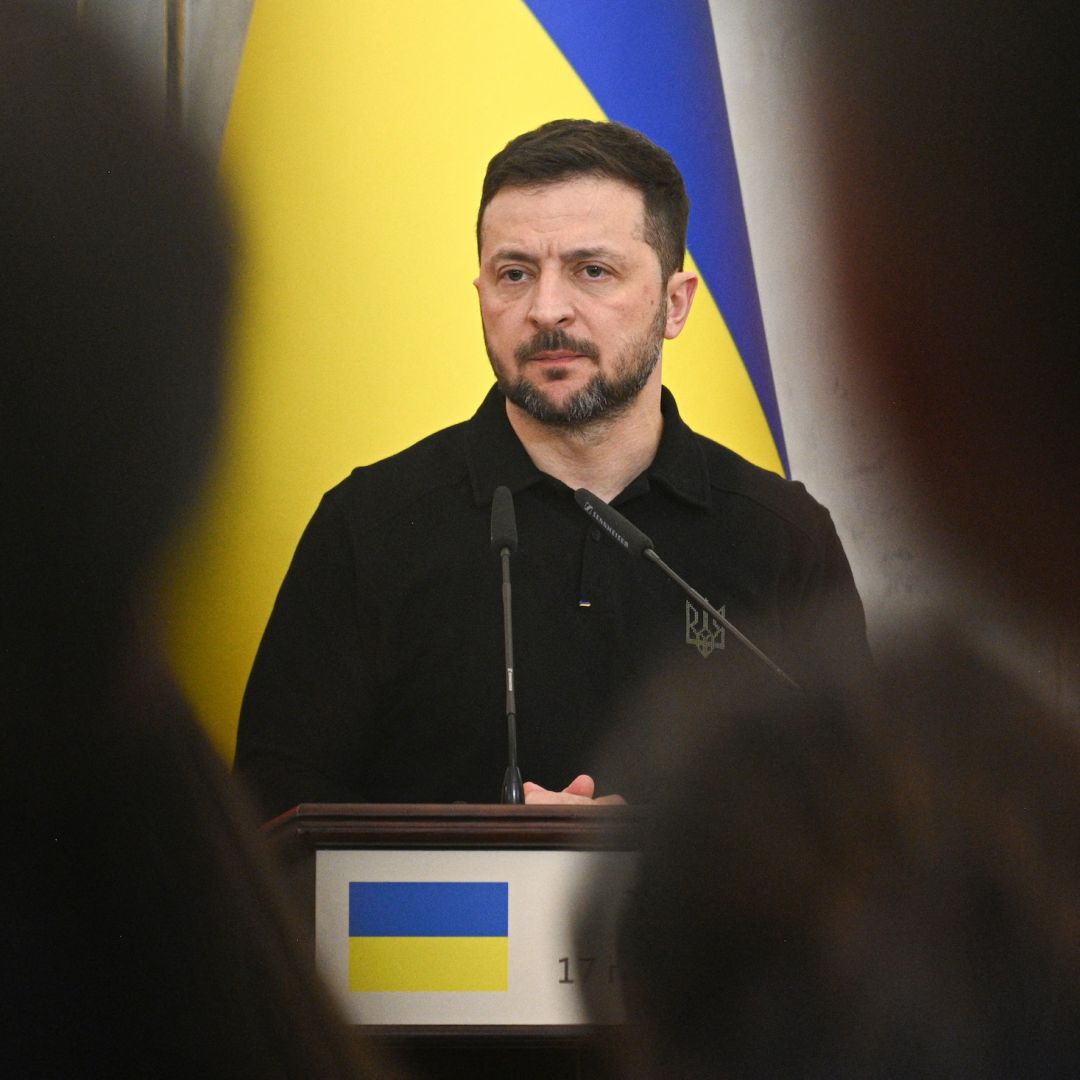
[235,119,871,818]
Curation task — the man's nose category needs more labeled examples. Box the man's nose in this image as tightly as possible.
[527,270,573,328]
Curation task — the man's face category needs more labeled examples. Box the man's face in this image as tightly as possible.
[474,176,676,427]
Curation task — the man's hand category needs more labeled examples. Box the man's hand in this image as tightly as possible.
[522,773,627,805]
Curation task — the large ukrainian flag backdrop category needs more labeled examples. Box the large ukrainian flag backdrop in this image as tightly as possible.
[165,1,785,757]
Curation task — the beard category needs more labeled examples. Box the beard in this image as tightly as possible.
[485,304,667,428]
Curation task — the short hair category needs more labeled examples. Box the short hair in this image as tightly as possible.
[477,119,690,282]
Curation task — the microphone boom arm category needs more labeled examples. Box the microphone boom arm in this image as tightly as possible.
[643,548,800,691]
[574,487,800,692]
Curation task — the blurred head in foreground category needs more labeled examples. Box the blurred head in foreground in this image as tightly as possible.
[809,0,1077,622]
[598,679,1080,1078]
[1,5,229,636]
[592,2,1079,1076]
[0,2,380,1074]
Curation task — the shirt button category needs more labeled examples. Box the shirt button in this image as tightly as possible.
[589,527,602,542]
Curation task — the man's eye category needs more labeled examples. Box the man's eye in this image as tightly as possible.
[500,268,527,283]
[582,265,607,279]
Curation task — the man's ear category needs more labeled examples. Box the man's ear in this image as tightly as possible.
[663,271,698,340]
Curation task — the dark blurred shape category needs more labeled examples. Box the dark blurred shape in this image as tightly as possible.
[596,654,1080,1077]
[0,2,387,1074]
[589,2,1079,1076]
[808,0,1077,623]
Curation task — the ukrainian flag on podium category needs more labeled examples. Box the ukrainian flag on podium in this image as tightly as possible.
[348,882,509,992]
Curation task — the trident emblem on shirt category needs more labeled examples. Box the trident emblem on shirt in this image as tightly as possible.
[686,599,726,657]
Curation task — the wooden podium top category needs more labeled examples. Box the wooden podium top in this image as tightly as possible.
[265,802,644,856]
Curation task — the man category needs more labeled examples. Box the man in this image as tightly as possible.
[235,119,871,818]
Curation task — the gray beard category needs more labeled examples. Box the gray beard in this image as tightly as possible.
[504,357,656,427]
[487,306,666,429]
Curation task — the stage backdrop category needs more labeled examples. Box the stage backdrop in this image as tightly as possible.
[164,0,785,758]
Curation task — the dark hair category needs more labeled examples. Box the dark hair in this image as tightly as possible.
[477,119,689,282]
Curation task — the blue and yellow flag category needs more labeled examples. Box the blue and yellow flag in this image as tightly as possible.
[348,882,509,993]
[523,1,787,470]
[166,2,784,756]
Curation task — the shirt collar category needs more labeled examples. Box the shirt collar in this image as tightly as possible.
[465,383,712,509]
[644,386,713,510]
[465,385,547,505]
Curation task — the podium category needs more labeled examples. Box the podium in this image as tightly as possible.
[266,803,641,1078]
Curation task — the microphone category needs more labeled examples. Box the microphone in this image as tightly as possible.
[574,489,800,691]
[490,486,524,803]
[490,483,518,553]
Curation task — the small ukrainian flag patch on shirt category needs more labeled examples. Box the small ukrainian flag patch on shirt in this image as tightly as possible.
[348,881,509,992]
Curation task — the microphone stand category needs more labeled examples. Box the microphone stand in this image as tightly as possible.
[491,485,524,804]
[498,543,524,804]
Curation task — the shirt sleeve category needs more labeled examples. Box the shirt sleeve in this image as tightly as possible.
[234,490,373,821]
[784,505,875,696]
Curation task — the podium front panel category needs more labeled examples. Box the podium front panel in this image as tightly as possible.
[316,847,633,1026]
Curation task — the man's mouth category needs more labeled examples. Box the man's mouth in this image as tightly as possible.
[527,351,583,364]
[514,331,600,367]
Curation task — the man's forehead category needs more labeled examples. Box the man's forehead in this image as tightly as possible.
[479,175,647,252]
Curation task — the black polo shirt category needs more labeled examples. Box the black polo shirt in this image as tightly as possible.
[235,385,870,818]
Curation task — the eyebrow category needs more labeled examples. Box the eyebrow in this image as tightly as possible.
[564,247,621,264]
[488,246,624,266]
[489,248,537,266]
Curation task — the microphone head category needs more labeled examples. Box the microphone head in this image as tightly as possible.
[574,488,654,558]
[490,485,518,554]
